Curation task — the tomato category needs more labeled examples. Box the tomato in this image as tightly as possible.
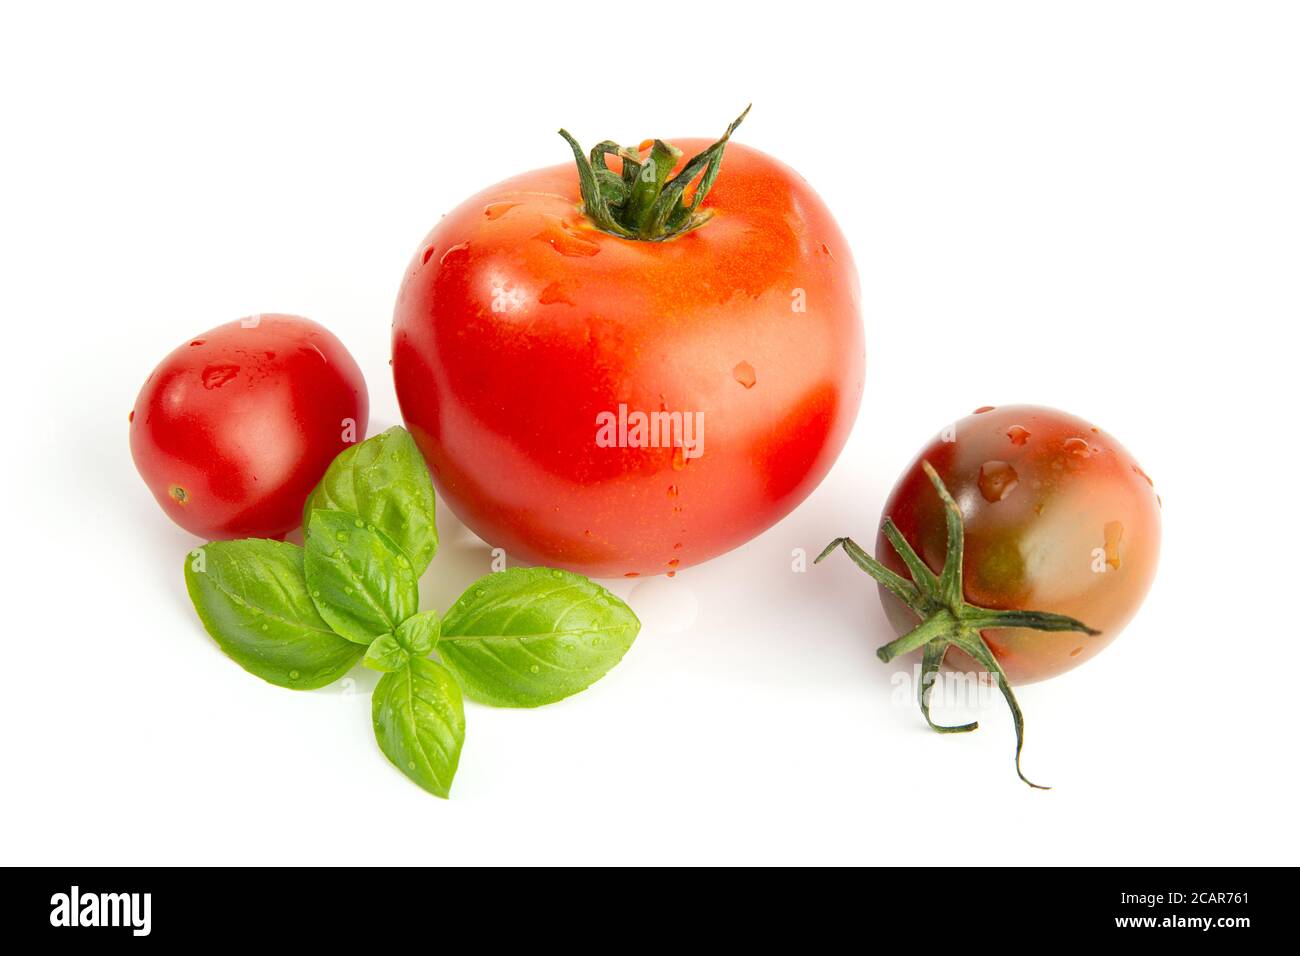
[819,404,1160,786]
[392,113,864,577]
[130,314,368,540]
[874,405,1161,685]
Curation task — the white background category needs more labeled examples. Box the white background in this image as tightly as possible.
[2,1,1297,865]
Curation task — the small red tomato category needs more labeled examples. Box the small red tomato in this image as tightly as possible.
[876,405,1161,685]
[392,111,864,577]
[130,314,368,539]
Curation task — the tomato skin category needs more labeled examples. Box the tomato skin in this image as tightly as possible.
[392,141,864,577]
[130,315,368,540]
[875,405,1161,684]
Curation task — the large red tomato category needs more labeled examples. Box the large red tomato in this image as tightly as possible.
[392,115,864,577]
[130,314,368,540]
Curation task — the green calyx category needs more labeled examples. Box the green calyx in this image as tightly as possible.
[816,462,1101,789]
[558,105,751,241]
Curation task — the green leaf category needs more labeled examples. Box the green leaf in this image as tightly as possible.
[363,634,408,672]
[302,426,438,576]
[438,568,640,708]
[395,610,440,656]
[304,510,419,644]
[365,612,440,672]
[372,658,465,798]
[183,540,363,689]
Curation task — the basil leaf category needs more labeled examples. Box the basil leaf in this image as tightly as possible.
[372,658,465,798]
[364,611,440,672]
[363,634,408,672]
[184,539,363,689]
[304,509,420,644]
[395,610,440,656]
[302,426,438,576]
[438,568,640,708]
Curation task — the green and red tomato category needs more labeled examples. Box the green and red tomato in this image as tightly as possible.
[820,404,1161,786]
[877,404,1161,685]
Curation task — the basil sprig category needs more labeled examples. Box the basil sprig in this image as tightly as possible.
[183,426,640,798]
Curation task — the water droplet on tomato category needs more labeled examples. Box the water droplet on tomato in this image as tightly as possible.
[667,558,680,569]
[1064,437,1092,457]
[671,447,686,471]
[534,220,600,257]
[127,410,134,423]
[732,361,757,388]
[977,461,1019,502]
[484,201,520,221]
[1103,521,1123,570]
[667,485,678,498]
[189,339,205,347]
[439,241,470,265]
[1132,463,1154,486]
[973,406,995,414]
[538,280,574,306]
[201,364,239,389]
[624,572,639,578]
[1069,647,1083,658]
[673,542,683,550]
[289,670,301,680]
[421,246,436,265]
[1007,425,1031,446]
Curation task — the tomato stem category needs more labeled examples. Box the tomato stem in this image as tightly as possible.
[558,105,751,241]
[816,461,1101,789]
[921,641,978,734]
